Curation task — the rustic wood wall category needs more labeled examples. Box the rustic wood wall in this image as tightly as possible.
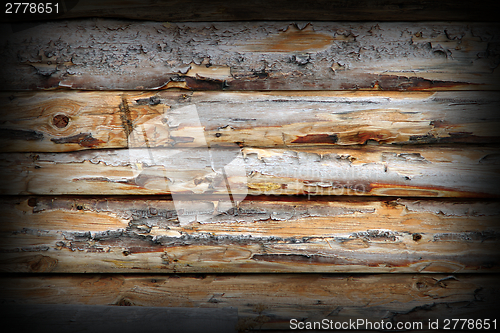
[0,1,499,331]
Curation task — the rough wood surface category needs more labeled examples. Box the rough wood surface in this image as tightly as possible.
[1,196,498,273]
[0,274,498,331]
[2,8,499,331]
[1,21,499,91]
[3,0,500,22]
[1,145,499,197]
[1,91,499,152]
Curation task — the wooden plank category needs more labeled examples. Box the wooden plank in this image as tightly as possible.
[1,21,499,91]
[1,91,499,152]
[0,304,238,333]
[2,0,500,22]
[1,196,499,273]
[1,145,499,197]
[0,274,498,331]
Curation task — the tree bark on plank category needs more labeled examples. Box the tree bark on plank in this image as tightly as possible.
[1,146,499,197]
[1,21,499,90]
[1,91,499,152]
[1,196,498,273]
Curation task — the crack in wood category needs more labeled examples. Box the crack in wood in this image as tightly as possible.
[119,96,134,144]
[51,133,104,148]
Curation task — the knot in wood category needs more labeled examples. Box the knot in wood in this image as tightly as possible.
[415,281,427,290]
[412,233,422,241]
[53,114,70,128]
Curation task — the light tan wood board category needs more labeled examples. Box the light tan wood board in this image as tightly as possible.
[2,145,499,197]
[0,274,498,330]
[1,196,499,273]
[1,91,499,152]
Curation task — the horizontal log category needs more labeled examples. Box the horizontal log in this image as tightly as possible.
[0,274,498,330]
[1,196,499,273]
[1,146,499,197]
[2,0,500,22]
[1,91,499,152]
[0,304,237,333]
[1,21,499,91]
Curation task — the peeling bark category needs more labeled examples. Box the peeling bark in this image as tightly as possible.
[0,196,498,273]
[1,21,499,90]
[2,6,500,329]
[1,91,499,152]
[1,146,499,197]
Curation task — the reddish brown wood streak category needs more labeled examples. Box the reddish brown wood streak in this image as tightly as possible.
[183,77,226,90]
[242,25,335,52]
[291,134,338,144]
[228,74,474,91]
[342,130,394,144]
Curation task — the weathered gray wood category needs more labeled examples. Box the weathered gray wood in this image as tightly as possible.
[1,91,499,152]
[0,274,498,331]
[1,21,499,91]
[1,146,499,197]
[0,304,237,333]
[3,0,500,22]
[1,196,499,273]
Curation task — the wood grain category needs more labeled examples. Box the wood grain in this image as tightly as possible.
[0,274,498,330]
[1,21,499,91]
[1,196,498,273]
[1,91,499,152]
[1,145,499,197]
[2,7,500,331]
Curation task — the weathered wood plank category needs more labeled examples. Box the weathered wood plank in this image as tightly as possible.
[1,196,499,273]
[0,304,238,333]
[1,146,499,197]
[1,91,499,152]
[0,274,498,330]
[1,21,499,91]
[2,0,500,22]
